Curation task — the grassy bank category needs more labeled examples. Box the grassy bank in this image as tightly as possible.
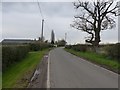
[65,49,119,73]
[3,49,49,88]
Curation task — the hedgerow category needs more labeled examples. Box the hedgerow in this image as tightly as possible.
[66,43,120,62]
[105,43,120,61]
[29,42,52,51]
[2,45,29,71]
[2,42,53,71]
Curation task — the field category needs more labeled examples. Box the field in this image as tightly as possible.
[3,49,49,88]
[65,48,119,73]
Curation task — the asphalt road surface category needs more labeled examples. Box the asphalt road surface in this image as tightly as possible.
[49,47,118,88]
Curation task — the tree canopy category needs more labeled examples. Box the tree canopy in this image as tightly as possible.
[71,0,120,46]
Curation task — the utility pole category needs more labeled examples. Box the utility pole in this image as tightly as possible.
[65,33,67,42]
[65,33,67,46]
[118,1,120,43]
[41,19,44,42]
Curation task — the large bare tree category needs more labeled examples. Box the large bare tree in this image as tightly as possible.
[71,0,120,48]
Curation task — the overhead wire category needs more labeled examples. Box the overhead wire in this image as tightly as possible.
[36,0,52,42]
[37,0,52,30]
[37,0,44,19]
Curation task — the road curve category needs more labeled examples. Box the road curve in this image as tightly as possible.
[49,47,118,88]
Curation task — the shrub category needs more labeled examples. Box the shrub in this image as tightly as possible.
[105,43,120,61]
[29,42,52,51]
[2,45,29,71]
[57,40,66,47]
[66,44,87,52]
[74,44,87,52]
[65,45,72,49]
[29,43,41,51]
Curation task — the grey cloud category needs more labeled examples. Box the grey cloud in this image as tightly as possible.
[2,2,40,14]
[2,2,76,18]
[41,2,75,18]
[2,2,118,44]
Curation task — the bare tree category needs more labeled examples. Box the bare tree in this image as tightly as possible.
[71,0,120,49]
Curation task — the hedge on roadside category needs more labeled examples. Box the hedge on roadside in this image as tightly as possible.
[29,42,52,51]
[65,44,89,52]
[105,43,120,61]
[2,45,29,71]
[66,43,120,60]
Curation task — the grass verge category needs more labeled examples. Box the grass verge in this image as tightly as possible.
[65,48,119,73]
[3,49,49,88]
[0,72,2,89]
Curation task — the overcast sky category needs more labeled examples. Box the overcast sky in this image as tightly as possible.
[1,2,119,44]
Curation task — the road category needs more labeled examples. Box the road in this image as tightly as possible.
[49,47,118,88]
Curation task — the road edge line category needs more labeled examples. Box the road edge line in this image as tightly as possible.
[47,51,50,88]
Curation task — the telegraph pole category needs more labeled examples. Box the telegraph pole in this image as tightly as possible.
[65,33,67,46]
[65,33,67,42]
[41,19,44,42]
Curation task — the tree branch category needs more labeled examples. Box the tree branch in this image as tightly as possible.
[74,16,93,25]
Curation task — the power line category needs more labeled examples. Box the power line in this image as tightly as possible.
[36,0,52,41]
[37,1,51,30]
[37,0,44,19]
[45,22,50,30]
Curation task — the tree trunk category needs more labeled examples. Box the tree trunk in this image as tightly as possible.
[95,30,100,46]
[93,28,101,53]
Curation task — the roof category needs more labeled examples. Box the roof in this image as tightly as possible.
[2,39,34,44]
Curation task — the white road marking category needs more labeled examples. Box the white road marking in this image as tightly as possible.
[47,52,50,88]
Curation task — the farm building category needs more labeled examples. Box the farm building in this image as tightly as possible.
[2,39,34,45]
